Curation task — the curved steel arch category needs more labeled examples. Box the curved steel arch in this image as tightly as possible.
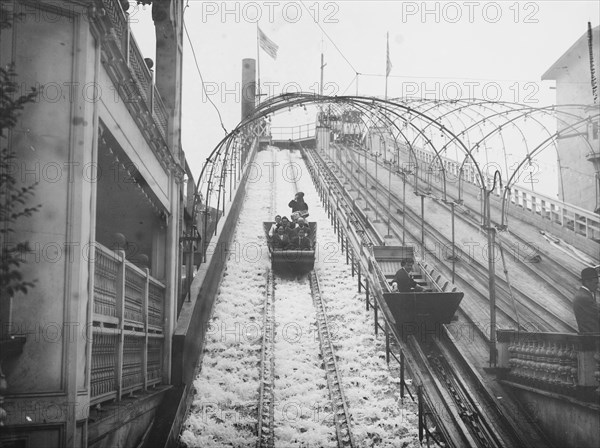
[194,93,598,243]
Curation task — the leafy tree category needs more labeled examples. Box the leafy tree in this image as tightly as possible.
[0,6,39,299]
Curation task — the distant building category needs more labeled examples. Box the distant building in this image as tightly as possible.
[542,25,600,213]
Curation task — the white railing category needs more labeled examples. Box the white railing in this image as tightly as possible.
[401,144,600,241]
[270,123,316,141]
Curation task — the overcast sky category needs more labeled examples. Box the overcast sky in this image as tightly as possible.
[130,1,600,179]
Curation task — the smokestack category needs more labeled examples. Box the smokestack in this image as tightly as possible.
[241,58,256,120]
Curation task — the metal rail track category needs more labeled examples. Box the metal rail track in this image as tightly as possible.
[257,147,277,448]
[257,270,276,448]
[308,271,356,448]
[426,340,504,448]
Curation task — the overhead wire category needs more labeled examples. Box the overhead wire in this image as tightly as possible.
[182,4,228,135]
[299,0,359,75]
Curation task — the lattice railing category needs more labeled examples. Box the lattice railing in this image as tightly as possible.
[124,266,145,324]
[90,331,119,402]
[497,330,600,401]
[148,280,165,330]
[90,243,166,405]
[93,248,119,318]
[147,336,164,386]
[122,334,145,394]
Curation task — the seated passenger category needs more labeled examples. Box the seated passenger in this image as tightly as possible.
[280,216,295,234]
[391,258,425,292]
[268,215,282,237]
[294,218,310,238]
[288,227,312,250]
[272,226,290,250]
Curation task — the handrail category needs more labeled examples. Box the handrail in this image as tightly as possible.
[367,140,600,242]
[270,123,316,141]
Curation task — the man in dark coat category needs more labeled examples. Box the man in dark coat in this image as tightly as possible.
[289,228,312,250]
[272,226,290,250]
[288,192,309,217]
[391,259,425,292]
[572,267,599,334]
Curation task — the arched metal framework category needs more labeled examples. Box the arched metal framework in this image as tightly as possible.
[194,93,598,244]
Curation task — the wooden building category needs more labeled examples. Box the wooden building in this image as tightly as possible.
[0,1,195,446]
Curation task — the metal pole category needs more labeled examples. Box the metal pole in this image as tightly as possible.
[402,174,406,245]
[400,351,405,399]
[374,154,380,222]
[451,201,456,284]
[387,159,392,237]
[486,191,498,366]
[420,194,425,250]
[364,150,369,210]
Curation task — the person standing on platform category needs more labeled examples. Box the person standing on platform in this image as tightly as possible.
[572,267,599,334]
[391,259,425,292]
[289,192,309,218]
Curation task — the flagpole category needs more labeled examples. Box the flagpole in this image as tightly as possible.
[256,24,261,105]
[385,32,389,100]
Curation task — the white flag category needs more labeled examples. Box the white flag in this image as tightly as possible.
[386,33,392,76]
[258,27,279,60]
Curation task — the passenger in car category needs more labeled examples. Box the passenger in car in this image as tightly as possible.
[272,226,290,250]
[391,258,425,292]
[268,215,282,237]
[280,216,295,235]
[295,218,311,239]
[288,227,312,250]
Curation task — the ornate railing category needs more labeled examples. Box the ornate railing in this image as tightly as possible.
[91,243,165,404]
[497,330,600,402]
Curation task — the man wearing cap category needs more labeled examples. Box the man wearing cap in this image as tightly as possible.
[289,192,309,218]
[572,267,599,334]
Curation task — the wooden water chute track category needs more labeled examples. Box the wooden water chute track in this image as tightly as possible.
[302,144,537,447]
[308,271,356,448]
[343,144,583,322]
[256,269,276,448]
[335,145,577,334]
[260,146,356,448]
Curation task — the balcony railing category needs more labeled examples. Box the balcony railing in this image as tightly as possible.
[497,330,600,402]
[91,243,165,405]
[97,0,170,141]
